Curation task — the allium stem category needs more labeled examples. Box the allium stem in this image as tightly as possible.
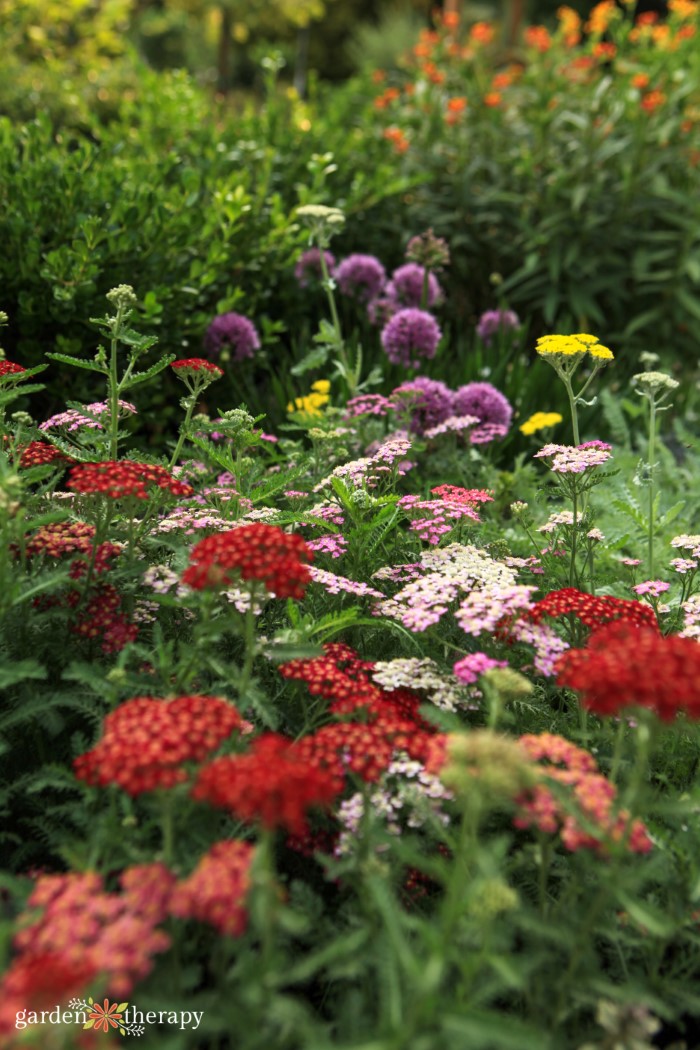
[108,306,125,460]
[318,247,358,397]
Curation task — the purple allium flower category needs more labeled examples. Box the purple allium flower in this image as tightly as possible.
[294,248,335,288]
[391,376,453,435]
[476,309,521,347]
[335,254,386,303]
[367,289,400,327]
[204,312,260,362]
[381,308,442,368]
[452,382,513,430]
[389,263,443,309]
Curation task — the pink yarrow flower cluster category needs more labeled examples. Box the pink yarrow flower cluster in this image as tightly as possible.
[534,441,613,473]
[40,400,137,432]
[453,652,508,685]
[398,486,492,545]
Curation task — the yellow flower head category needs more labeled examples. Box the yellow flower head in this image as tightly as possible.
[519,411,563,436]
[536,333,614,362]
[287,380,331,418]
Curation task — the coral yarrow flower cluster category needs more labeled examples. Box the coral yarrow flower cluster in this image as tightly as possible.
[74,695,243,794]
[182,523,313,598]
[67,460,193,500]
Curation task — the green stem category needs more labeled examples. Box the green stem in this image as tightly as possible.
[563,375,580,446]
[108,307,125,460]
[609,717,626,785]
[569,487,578,588]
[647,398,656,579]
[169,394,197,470]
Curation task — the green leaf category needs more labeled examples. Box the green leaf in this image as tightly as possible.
[0,660,46,690]
[441,1010,550,1049]
[45,352,105,373]
[616,894,677,937]
[658,500,686,527]
[290,345,330,376]
[122,354,176,388]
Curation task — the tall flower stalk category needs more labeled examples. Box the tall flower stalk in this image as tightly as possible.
[535,333,614,444]
[632,370,680,579]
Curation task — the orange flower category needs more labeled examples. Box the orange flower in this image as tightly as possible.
[524,25,552,52]
[383,127,409,153]
[631,73,650,89]
[492,72,513,89]
[422,62,445,85]
[484,92,502,108]
[413,42,433,58]
[585,0,616,34]
[557,5,582,45]
[641,90,666,112]
[443,11,460,31]
[447,96,467,113]
[469,21,495,45]
[678,23,697,39]
[636,10,659,26]
[372,69,386,84]
[594,41,617,59]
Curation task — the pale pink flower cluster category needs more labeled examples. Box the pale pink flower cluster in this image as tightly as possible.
[508,618,570,677]
[470,422,509,444]
[309,566,383,598]
[537,510,575,534]
[671,534,700,557]
[679,594,700,640]
[40,400,137,432]
[142,564,190,601]
[503,554,544,575]
[154,507,229,533]
[315,434,414,491]
[670,558,698,574]
[372,562,424,583]
[374,544,519,632]
[372,657,476,712]
[456,585,538,636]
[343,393,395,418]
[306,533,348,558]
[398,493,482,545]
[534,442,612,473]
[306,501,346,527]
[423,414,480,439]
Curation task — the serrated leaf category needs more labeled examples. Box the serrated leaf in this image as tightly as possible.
[123,355,176,387]
[658,500,686,527]
[45,352,105,373]
[290,345,330,376]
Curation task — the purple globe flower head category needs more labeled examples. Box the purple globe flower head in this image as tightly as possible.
[452,382,513,434]
[390,263,444,309]
[367,288,400,327]
[204,312,260,362]
[334,254,387,303]
[391,376,453,435]
[476,309,520,347]
[381,308,442,368]
[294,248,336,288]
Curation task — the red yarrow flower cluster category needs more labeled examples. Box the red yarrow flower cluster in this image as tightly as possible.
[71,583,139,653]
[193,733,344,835]
[556,621,700,720]
[169,840,254,937]
[74,695,243,794]
[279,642,380,710]
[12,870,171,998]
[182,523,313,598]
[25,521,122,579]
[526,587,657,629]
[67,460,193,500]
[515,733,652,854]
[0,951,96,1040]
[18,440,74,469]
[171,358,224,379]
[0,360,27,378]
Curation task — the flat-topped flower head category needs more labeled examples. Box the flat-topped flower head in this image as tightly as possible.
[182,523,313,598]
[67,461,193,500]
[534,441,612,473]
[519,411,563,435]
[171,358,224,381]
[536,333,614,361]
[0,360,27,379]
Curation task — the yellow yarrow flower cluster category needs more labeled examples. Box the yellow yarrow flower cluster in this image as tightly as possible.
[519,411,563,436]
[287,379,331,418]
[536,333,614,362]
